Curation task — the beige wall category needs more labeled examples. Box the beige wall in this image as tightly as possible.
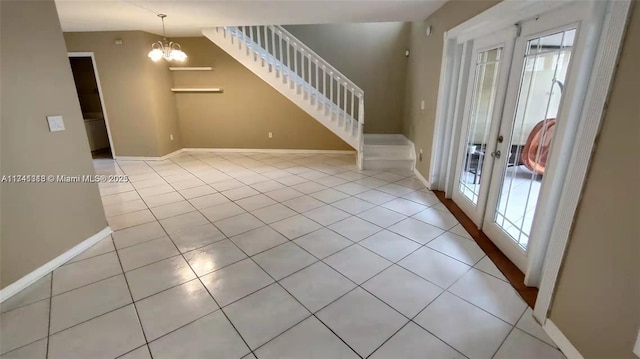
[285,22,410,134]
[65,33,350,152]
[402,1,500,176]
[167,37,351,150]
[140,32,183,156]
[64,31,182,157]
[0,0,107,288]
[549,4,640,358]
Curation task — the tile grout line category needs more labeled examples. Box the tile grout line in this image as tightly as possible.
[118,153,477,355]
[489,306,561,356]
[50,265,129,299]
[124,194,475,352]
[163,153,369,357]
[197,173,457,358]
[221,228,364,358]
[491,324,518,358]
[0,296,50,317]
[114,343,153,359]
[142,158,260,359]
[109,160,155,358]
[252,199,518,358]
[96,153,533,358]
[45,273,53,358]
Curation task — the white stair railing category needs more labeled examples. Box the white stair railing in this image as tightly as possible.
[210,25,365,166]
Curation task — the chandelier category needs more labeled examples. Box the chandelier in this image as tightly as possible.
[148,14,187,62]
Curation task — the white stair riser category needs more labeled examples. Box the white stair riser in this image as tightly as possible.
[364,158,413,171]
[363,145,412,158]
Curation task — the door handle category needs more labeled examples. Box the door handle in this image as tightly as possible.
[491,150,501,159]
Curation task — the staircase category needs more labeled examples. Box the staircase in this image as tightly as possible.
[203,25,365,168]
[363,134,415,171]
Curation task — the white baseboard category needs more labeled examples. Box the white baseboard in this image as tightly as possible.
[114,148,355,162]
[414,168,432,190]
[184,148,355,155]
[0,226,112,303]
[543,319,584,359]
[115,148,184,161]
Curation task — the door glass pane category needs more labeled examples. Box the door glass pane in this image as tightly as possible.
[494,29,576,249]
[458,47,503,204]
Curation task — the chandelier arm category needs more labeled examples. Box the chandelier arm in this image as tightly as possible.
[149,14,186,62]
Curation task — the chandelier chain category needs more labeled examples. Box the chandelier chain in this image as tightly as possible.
[159,14,167,39]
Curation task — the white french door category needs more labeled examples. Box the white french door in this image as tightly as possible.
[483,23,578,271]
[451,3,594,273]
[451,30,514,226]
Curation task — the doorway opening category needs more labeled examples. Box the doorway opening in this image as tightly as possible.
[68,55,113,159]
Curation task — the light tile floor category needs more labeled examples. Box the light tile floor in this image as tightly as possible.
[0,152,564,359]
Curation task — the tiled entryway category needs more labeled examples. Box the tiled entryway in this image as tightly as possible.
[0,152,563,358]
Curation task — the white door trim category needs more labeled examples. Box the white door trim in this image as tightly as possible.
[428,0,632,328]
[522,1,608,285]
[533,0,632,322]
[543,319,585,359]
[68,52,117,157]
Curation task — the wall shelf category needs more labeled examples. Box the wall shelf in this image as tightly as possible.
[169,67,213,71]
[171,88,223,93]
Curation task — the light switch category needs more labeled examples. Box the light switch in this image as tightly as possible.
[420,100,425,110]
[47,115,65,132]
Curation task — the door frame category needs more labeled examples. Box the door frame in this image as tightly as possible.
[428,0,632,324]
[68,52,116,156]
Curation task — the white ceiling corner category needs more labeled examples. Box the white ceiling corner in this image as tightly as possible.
[55,0,447,37]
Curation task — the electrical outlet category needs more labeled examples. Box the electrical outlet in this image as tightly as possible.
[268,132,273,138]
[419,149,423,162]
[170,134,174,141]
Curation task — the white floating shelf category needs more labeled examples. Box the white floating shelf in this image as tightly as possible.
[169,67,213,71]
[171,88,223,93]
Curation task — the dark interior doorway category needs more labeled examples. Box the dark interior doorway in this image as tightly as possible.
[69,56,112,159]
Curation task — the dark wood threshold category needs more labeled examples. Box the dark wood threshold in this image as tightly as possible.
[433,191,539,308]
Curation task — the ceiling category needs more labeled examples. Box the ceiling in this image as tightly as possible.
[55,0,446,37]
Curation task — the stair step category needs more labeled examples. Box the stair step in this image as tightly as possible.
[364,149,412,159]
[364,154,412,160]
[362,134,414,171]
[364,144,412,150]
[364,143,412,157]
[363,134,411,146]
[363,158,413,171]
